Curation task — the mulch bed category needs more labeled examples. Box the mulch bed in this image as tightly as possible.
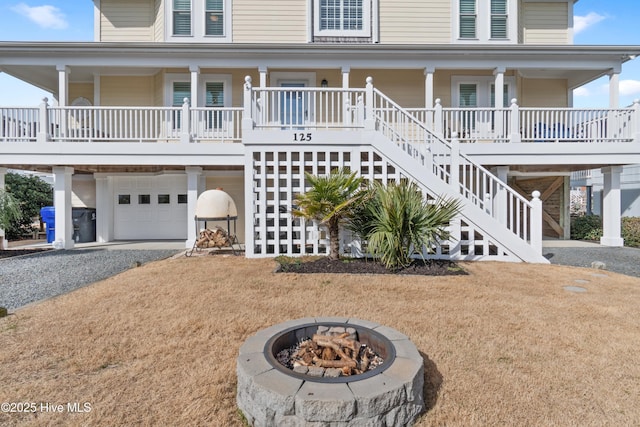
[0,249,52,259]
[275,257,467,276]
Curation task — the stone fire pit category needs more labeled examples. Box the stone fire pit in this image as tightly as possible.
[237,317,424,426]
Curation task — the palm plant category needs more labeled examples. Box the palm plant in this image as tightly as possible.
[292,169,366,261]
[0,189,21,248]
[349,180,461,270]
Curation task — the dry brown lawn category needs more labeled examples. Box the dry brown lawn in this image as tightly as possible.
[1,255,639,426]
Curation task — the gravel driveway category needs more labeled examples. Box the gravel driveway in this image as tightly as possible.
[543,246,640,278]
[0,249,180,311]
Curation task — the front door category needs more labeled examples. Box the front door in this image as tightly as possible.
[280,82,306,129]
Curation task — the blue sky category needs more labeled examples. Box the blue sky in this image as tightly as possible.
[0,0,639,107]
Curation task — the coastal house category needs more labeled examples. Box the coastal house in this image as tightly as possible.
[1,0,639,262]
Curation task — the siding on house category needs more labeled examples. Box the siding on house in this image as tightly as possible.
[522,2,570,45]
[232,0,307,43]
[154,0,165,42]
[519,78,568,107]
[154,70,165,106]
[100,0,155,42]
[69,83,95,105]
[100,76,156,106]
[379,0,450,44]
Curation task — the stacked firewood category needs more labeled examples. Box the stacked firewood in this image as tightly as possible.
[291,332,378,376]
[195,226,231,248]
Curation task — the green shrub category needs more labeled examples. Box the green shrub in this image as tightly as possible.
[347,180,460,270]
[571,215,640,248]
[570,215,602,241]
[622,217,640,248]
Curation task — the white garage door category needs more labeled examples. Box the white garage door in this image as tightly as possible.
[114,175,188,240]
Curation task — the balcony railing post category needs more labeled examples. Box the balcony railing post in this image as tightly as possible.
[242,76,254,131]
[364,76,375,130]
[530,191,543,255]
[181,98,192,143]
[434,99,443,138]
[634,99,640,143]
[450,133,460,193]
[509,98,521,143]
[37,97,50,143]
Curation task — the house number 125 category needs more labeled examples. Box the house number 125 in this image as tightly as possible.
[293,133,312,142]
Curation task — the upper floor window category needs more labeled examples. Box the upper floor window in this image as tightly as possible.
[173,0,192,36]
[205,0,224,36]
[455,0,515,43]
[459,0,476,39]
[490,0,508,39]
[314,0,370,37]
[168,0,231,42]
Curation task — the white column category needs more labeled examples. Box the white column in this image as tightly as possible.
[609,70,620,108]
[259,66,268,87]
[0,167,7,249]
[494,67,505,109]
[94,175,113,243]
[185,167,203,248]
[493,166,509,225]
[424,67,435,108]
[494,67,506,139]
[57,65,70,138]
[341,66,350,89]
[342,67,351,125]
[190,65,200,108]
[52,166,74,249]
[600,166,624,246]
[57,65,70,107]
[93,74,101,105]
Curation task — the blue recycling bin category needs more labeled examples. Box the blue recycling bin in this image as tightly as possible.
[40,206,55,243]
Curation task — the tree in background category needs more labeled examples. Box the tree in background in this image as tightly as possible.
[4,172,53,240]
[0,189,21,248]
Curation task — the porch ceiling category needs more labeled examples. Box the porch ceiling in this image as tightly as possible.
[1,42,638,93]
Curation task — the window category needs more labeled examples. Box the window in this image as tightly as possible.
[490,0,507,39]
[455,0,515,43]
[206,82,224,128]
[314,0,370,37]
[173,0,192,36]
[459,84,478,107]
[139,195,151,205]
[459,0,476,39]
[166,74,231,108]
[158,194,171,204]
[173,82,191,107]
[118,195,131,205]
[178,194,188,204]
[167,0,230,41]
[172,82,190,128]
[205,0,224,36]
[459,84,478,129]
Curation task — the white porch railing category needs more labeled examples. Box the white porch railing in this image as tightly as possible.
[50,105,184,142]
[407,99,640,144]
[251,86,366,129]
[191,107,243,142]
[1,107,39,141]
[0,98,243,143]
[2,94,639,145]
